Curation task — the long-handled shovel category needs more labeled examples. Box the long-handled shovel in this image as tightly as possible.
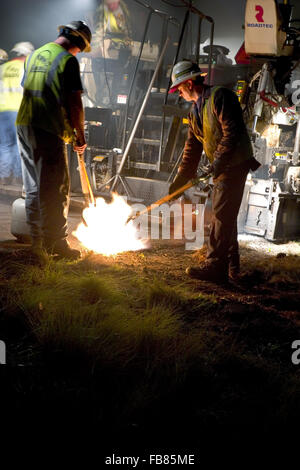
[77,152,96,226]
[77,151,96,207]
[126,173,211,224]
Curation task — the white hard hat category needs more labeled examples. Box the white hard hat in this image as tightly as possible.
[169,60,207,94]
[0,49,8,63]
[11,42,35,57]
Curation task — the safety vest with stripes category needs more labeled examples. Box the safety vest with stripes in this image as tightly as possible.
[0,58,24,112]
[94,2,131,48]
[189,86,253,167]
[16,42,74,142]
[104,8,127,42]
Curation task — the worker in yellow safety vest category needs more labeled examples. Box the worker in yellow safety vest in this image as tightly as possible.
[82,0,132,106]
[0,42,34,184]
[16,21,92,259]
[168,60,260,283]
[92,0,131,57]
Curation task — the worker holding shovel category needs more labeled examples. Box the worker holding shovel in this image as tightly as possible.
[16,21,92,259]
[168,60,260,282]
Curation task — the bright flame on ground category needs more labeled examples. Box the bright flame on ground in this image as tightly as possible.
[73,193,148,256]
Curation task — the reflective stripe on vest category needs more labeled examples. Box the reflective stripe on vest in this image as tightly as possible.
[17,43,74,140]
[1,86,22,93]
[189,86,253,167]
[202,86,222,161]
[188,86,221,162]
[46,51,69,91]
[23,49,69,103]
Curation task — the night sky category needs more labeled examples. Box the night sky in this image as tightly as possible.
[0,0,299,59]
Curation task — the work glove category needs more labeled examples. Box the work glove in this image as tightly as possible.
[207,158,226,179]
[169,173,189,200]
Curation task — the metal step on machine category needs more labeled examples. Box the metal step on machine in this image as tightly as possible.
[77,0,215,210]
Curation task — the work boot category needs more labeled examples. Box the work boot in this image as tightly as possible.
[186,262,228,283]
[44,239,81,260]
[228,265,240,281]
[228,254,240,281]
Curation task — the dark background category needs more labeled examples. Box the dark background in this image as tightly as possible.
[0,1,299,60]
[0,0,247,60]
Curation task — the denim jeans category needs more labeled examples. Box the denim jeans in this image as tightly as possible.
[17,125,70,243]
[0,111,22,178]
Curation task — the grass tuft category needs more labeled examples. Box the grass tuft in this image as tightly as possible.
[1,247,300,451]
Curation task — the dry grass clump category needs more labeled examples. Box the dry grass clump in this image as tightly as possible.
[2,244,300,452]
[239,248,300,285]
[4,259,217,378]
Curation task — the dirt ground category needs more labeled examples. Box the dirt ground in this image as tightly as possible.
[2,234,300,311]
[74,236,300,313]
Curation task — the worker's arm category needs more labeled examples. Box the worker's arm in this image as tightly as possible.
[178,126,203,179]
[63,57,86,154]
[65,90,86,154]
[169,125,203,196]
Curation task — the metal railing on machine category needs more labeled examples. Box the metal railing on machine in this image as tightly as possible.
[97,0,215,198]
[158,0,214,171]
[97,0,180,195]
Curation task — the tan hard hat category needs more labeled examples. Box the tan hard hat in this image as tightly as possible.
[169,60,207,94]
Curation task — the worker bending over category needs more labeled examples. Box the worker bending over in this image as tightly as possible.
[169,60,260,283]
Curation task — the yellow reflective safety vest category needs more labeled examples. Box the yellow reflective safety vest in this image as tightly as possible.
[188,86,253,167]
[16,42,74,142]
[0,58,24,112]
[104,8,127,40]
[95,2,131,48]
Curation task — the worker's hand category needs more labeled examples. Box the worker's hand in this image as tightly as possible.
[169,173,189,200]
[208,159,226,179]
[74,141,87,155]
